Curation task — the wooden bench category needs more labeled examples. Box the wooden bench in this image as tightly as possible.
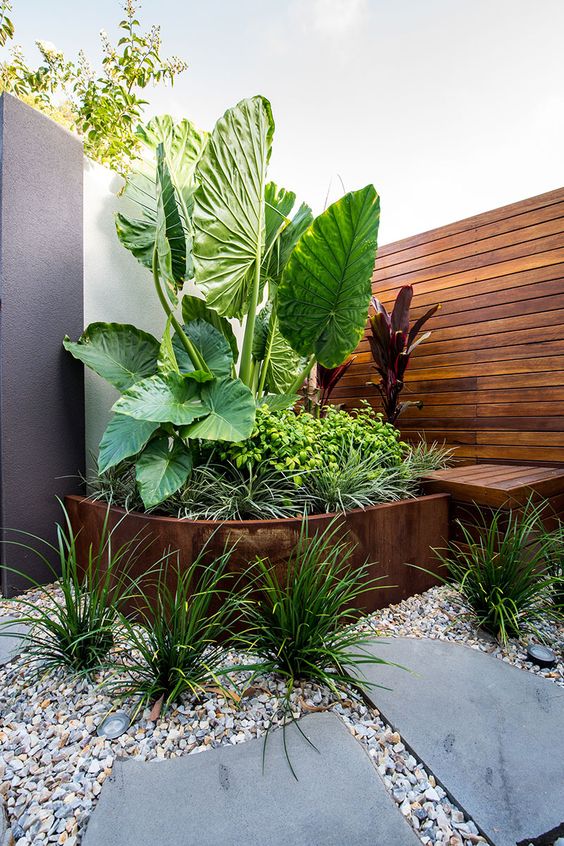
[422,464,564,534]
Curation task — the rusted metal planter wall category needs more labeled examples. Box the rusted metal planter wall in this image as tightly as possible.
[65,493,450,613]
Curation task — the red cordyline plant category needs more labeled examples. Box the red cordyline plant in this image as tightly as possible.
[317,358,356,408]
[368,285,440,424]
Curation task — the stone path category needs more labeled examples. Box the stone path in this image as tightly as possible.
[83,711,420,846]
[0,618,28,666]
[355,637,564,846]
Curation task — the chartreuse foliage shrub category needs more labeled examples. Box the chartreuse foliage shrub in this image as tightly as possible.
[65,95,381,509]
[435,500,563,643]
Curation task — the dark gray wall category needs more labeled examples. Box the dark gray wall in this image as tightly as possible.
[0,94,85,597]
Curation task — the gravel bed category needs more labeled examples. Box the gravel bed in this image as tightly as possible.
[2,583,561,845]
[356,584,563,687]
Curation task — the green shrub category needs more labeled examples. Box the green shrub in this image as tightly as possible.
[0,503,141,674]
[107,546,240,711]
[437,501,562,643]
[540,519,564,607]
[240,522,392,695]
[218,402,406,481]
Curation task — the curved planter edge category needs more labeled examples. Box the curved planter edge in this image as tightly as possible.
[65,492,450,614]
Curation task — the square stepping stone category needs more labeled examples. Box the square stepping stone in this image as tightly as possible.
[355,637,564,846]
[0,618,29,666]
[83,712,420,846]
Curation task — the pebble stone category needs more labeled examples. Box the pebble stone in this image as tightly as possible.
[1,583,561,845]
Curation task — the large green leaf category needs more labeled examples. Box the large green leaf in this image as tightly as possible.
[155,145,186,301]
[172,320,233,378]
[185,377,255,441]
[181,295,239,362]
[252,305,303,393]
[98,415,159,474]
[63,323,160,391]
[277,185,380,368]
[261,184,312,296]
[135,437,192,508]
[115,116,207,276]
[113,374,207,425]
[192,96,274,319]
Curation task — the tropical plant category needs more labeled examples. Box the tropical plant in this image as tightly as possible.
[0,502,143,674]
[220,403,405,481]
[435,501,562,643]
[367,285,440,423]
[402,439,454,476]
[241,522,392,698]
[301,445,418,514]
[65,96,381,509]
[0,0,187,172]
[301,358,356,415]
[106,545,240,712]
[160,461,306,521]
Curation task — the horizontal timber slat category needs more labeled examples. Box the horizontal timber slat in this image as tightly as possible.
[339,188,564,465]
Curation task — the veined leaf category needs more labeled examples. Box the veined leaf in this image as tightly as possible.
[172,320,233,378]
[185,377,255,441]
[277,185,380,368]
[136,437,192,508]
[257,394,299,412]
[181,295,239,362]
[262,185,313,296]
[115,116,207,276]
[252,305,303,393]
[63,323,159,391]
[98,415,159,474]
[113,373,207,425]
[192,96,274,319]
[155,144,186,301]
[158,317,181,377]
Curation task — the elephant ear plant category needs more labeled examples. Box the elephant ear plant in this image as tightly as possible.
[368,285,440,424]
[65,96,381,509]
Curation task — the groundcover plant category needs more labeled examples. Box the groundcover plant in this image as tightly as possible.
[64,96,381,509]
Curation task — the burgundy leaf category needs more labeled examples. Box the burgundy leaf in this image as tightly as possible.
[391,286,413,334]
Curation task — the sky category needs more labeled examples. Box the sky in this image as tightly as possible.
[6,0,564,244]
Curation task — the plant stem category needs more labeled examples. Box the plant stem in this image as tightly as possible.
[152,251,209,374]
[289,355,316,394]
[256,304,278,397]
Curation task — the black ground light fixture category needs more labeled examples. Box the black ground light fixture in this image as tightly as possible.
[526,642,557,669]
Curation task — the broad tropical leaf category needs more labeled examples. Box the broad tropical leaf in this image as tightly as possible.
[192,96,275,318]
[115,116,207,275]
[264,319,304,393]
[185,377,255,441]
[63,323,160,391]
[155,145,186,300]
[277,185,380,368]
[172,320,233,378]
[157,317,181,377]
[257,394,299,411]
[136,437,192,508]
[181,295,239,362]
[262,187,313,295]
[113,374,207,425]
[98,415,160,474]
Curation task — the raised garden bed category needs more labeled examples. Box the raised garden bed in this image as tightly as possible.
[65,492,450,613]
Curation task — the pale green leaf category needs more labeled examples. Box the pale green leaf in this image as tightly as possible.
[63,323,159,391]
[113,373,207,425]
[192,96,274,318]
[172,320,233,378]
[98,415,159,474]
[136,437,192,508]
[181,295,239,362]
[185,377,255,441]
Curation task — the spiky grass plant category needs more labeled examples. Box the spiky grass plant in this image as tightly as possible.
[436,500,562,643]
[403,439,454,476]
[107,545,242,712]
[161,461,307,521]
[540,519,564,608]
[0,502,144,674]
[86,458,143,511]
[301,445,417,514]
[241,521,393,695]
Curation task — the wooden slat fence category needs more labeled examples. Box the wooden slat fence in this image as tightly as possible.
[333,187,564,465]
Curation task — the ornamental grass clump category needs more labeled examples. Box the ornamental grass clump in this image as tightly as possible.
[0,503,141,675]
[437,501,563,643]
[108,545,241,712]
[241,522,392,695]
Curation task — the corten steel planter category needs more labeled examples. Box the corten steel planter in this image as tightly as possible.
[65,493,450,614]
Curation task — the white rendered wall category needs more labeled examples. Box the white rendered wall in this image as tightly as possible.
[83,159,166,473]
